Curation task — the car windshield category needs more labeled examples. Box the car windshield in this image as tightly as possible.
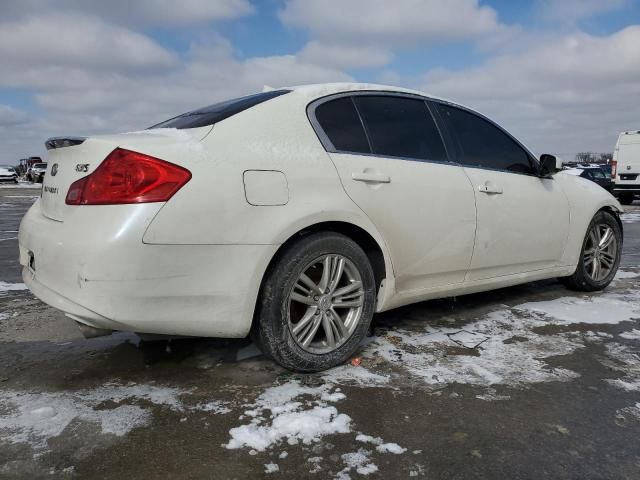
[149,90,290,130]
[34,163,47,168]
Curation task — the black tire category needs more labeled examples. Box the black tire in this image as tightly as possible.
[561,210,622,291]
[618,193,634,205]
[253,232,376,372]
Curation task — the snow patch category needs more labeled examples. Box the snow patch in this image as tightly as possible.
[517,294,640,325]
[355,433,406,454]
[264,463,279,474]
[602,343,640,392]
[620,329,640,341]
[621,212,640,224]
[0,282,28,295]
[225,381,350,452]
[367,309,581,387]
[615,270,639,280]
[0,383,185,451]
[193,400,232,415]
[339,449,378,476]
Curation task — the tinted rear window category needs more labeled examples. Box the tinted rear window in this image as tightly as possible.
[354,96,446,161]
[314,97,371,154]
[150,90,290,130]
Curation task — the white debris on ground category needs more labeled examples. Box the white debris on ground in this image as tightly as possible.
[264,463,279,474]
[0,282,28,295]
[0,383,186,451]
[615,403,640,424]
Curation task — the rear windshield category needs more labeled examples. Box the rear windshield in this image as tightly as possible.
[149,90,290,130]
[34,163,47,168]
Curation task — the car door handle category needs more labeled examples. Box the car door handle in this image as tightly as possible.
[352,172,391,183]
[478,184,503,194]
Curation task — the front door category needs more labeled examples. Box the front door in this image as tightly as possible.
[433,102,570,280]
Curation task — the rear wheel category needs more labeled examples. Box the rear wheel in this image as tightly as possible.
[253,232,376,372]
[618,192,634,205]
[561,211,622,291]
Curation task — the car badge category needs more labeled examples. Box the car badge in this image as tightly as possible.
[76,163,89,172]
[51,163,58,176]
[627,165,632,170]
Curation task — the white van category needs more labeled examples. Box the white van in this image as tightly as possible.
[613,130,640,204]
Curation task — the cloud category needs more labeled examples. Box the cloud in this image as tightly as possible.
[420,26,640,157]
[0,13,176,76]
[0,0,254,27]
[298,42,392,69]
[280,0,503,45]
[0,105,29,127]
[535,0,629,23]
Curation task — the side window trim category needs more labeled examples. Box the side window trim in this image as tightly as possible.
[429,99,541,177]
[307,91,455,165]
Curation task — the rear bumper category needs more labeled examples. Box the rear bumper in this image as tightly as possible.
[19,200,278,337]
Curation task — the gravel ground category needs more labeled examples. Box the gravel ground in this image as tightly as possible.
[1,185,639,479]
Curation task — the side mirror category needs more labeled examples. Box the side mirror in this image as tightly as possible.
[538,154,557,177]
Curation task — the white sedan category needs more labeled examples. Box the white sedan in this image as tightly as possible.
[19,83,623,372]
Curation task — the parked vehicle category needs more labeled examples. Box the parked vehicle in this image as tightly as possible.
[612,130,640,205]
[0,165,18,183]
[27,162,48,183]
[19,83,623,372]
[562,166,613,192]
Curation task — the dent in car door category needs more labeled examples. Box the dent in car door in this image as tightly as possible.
[433,101,570,280]
[310,94,477,292]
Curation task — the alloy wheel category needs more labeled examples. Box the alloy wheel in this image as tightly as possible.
[583,223,617,282]
[287,254,365,354]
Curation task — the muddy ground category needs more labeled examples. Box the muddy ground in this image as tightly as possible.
[1,185,639,479]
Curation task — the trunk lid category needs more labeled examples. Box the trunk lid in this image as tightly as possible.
[40,127,210,222]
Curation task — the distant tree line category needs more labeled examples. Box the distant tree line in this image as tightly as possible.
[575,152,613,163]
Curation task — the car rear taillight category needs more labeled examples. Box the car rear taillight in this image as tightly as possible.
[611,160,617,179]
[66,148,191,205]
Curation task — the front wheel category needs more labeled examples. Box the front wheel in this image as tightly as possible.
[561,211,622,291]
[253,232,376,372]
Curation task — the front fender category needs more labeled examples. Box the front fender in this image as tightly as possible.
[555,173,622,268]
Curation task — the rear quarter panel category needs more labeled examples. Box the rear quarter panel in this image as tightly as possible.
[142,93,382,247]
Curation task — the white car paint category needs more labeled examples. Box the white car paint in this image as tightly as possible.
[18,83,622,339]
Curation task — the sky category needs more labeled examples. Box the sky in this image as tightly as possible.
[0,0,639,163]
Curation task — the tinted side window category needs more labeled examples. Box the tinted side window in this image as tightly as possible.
[436,104,534,174]
[354,96,446,161]
[314,97,371,153]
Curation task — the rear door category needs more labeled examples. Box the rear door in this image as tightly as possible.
[309,94,476,292]
[432,101,570,281]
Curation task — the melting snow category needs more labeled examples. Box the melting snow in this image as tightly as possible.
[517,294,640,325]
[264,463,279,474]
[355,433,406,454]
[0,282,28,295]
[0,383,185,451]
[620,329,640,341]
[338,449,378,477]
[621,212,640,224]
[368,309,581,387]
[225,381,351,452]
[615,270,640,280]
